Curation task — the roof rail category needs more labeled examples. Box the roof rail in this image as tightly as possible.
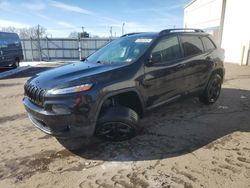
[121,32,142,37]
[159,28,204,35]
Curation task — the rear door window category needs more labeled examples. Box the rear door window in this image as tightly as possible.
[151,36,182,64]
[181,35,204,57]
[202,37,216,51]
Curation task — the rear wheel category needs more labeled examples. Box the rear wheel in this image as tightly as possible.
[199,73,222,105]
[95,106,139,141]
[12,58,20,68]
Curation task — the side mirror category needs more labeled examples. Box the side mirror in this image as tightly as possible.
[80,57,86,61]
[149,53,162,64]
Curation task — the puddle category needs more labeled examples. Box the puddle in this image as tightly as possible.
[240,95,247,99]
[0,149,76,182]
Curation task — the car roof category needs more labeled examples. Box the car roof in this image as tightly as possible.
[122,29,209,39]
[0,32,19,39]
[0,31,18,35]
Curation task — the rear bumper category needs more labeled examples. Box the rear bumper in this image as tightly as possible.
[0,60,14,67]
[23,97,96,138]
[0,53,23,67]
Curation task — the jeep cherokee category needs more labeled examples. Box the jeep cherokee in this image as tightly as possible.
[23,28,225,146]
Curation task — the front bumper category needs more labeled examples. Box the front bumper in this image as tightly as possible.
[23,97,96,138]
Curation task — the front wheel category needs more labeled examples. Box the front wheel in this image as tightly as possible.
[95,106,139,141]
[199,73,222,105]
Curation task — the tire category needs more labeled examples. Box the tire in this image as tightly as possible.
[199,73,222,105]
[95,106,139,141]
[56,137,98,151]
[12,58,20,68]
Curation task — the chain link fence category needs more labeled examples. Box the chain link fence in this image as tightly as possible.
[21,38,115,61]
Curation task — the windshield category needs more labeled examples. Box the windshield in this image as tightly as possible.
[86,36,154,64]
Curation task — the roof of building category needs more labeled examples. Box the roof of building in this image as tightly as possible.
[184,0,197,9]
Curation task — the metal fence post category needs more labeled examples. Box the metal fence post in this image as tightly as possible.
[95,39,97,51]
[62,40,64,59]
[78,37,82,60]
[37,25,42,61]
[30,37,34,61]
[38,38,42,61]
[46,37,50,61]
[21,40,27,61]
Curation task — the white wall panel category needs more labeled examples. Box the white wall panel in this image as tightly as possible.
[184,0,223,29]
[221,0,250,64]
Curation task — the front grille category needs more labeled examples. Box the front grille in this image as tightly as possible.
[24,83,46,106]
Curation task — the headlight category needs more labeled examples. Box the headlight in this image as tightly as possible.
[47,83,93,95]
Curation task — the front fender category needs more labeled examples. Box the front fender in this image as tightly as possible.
[93,87,145,125]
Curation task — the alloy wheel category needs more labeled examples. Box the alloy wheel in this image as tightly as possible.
[208,77,221,102]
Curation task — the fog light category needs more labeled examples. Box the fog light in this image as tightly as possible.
[52,104,71,114]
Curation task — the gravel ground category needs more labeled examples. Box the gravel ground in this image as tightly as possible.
[0,63,249,188]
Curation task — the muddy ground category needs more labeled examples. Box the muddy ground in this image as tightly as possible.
[0,63,249,188]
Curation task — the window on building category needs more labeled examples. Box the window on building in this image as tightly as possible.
[181,36,204,57]
[202,36,216,51]
[151,36,181,64]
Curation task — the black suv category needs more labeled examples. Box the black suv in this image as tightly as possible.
[23,28,225,145]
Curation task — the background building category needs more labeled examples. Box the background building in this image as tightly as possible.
[184,0,250,65]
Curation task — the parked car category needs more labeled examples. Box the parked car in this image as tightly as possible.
[0,32,23,68]
[23,28,225,148]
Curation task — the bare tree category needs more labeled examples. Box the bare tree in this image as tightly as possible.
[0,25,48,39]
[68,31,79,38]
[0,26,17,33]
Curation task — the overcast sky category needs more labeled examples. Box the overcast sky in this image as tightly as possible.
[0,0,189,37]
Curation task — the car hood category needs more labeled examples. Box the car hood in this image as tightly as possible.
[28,61,125,89]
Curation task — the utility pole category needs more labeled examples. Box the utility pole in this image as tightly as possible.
[37,24,40,38]
[110,26,113,38]
[79,26,84,60]
[37,24,42,61]
[122,23,125,35]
